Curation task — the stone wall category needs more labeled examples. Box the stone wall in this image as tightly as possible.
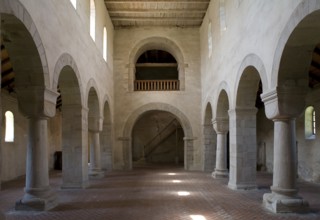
[113,27,202,170]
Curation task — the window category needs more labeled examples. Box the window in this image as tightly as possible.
[305,106,316,139]
[313,109,316,135]
[219,0,227,31]
[90,0,96,41]
[5,111,14,142]
[70,0,76,9]
[103,27,107,61]
[208,21,213,58]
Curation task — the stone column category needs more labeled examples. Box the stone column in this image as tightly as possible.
[118,137,131,170]
[212,118,229,178]
[89,129,105,179]
[101,123,113,170]
[15,88,59,211]
[184,137,194,170]
[261,87,309,213]
[228,107,257,190]
[203,123,216,172]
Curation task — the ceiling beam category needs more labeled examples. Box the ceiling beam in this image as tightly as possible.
[108,9,207,13]
[111,17,203,21]
[105,0,209,3]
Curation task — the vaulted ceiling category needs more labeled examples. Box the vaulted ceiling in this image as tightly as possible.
[104,0,210,28]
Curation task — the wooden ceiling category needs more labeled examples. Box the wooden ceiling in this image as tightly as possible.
[104,0,210,28]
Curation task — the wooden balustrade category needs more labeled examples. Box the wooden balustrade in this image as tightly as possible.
[134,80,180,91]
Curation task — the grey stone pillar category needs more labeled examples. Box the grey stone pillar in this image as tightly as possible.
[184,137,194,170]
[101,123,112,170]
[212,118,229,178]
[261,87,309,213]
[118,137,131,170]
[15,88,59,211]
[61,105,89,189]
[89,130,104,179]
[228,107,257,190]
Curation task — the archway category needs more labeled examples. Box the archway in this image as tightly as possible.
[87,85,104,179]
[203,103,216,172]
[54,54,89,189]
[229,64,264,190]
[262,2,320,213]
[128,37,186,91]
[101,99,113,171]
[132,110,184,167]
[1,6,57,211]
[212,88,230,178]
[122,103,194,170]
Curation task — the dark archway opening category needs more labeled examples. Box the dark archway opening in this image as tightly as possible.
[132,110,184,168]
[134,50,179,91]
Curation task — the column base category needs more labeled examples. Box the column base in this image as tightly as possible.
[15,187,57,211]
[228,182,257,190]
[263,192,309,213]
[89,169,105,179]
[61,181,89,189]
[212,169,229,179]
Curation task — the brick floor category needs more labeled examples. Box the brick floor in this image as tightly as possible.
[1,164,319,220]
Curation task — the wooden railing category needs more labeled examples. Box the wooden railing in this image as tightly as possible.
[134,80,180,91]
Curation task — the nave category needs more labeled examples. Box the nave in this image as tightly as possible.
[0,164,319,220]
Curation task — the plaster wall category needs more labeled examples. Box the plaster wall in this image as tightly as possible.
[200,0,302,108]
[1,93,61,181]
[113,27,202,170]
[10,0,114,109]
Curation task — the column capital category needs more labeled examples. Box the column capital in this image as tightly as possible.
[261,86,307,120]
[17,87,59,118]
[212,117,229,133]
[88,116,103,132]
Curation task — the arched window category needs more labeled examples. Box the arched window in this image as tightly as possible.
[134,50,179,91]
[305,106,316,139]
[219,0,227,31]
[90,0,96,41]
[70,0,76,9]
[103,27,107,61]
[5,111,14,142]
[208,21,213,58]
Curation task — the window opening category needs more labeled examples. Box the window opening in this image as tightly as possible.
[70,0,76,9]
[305,106,316,139]
[208,21,213,58]
[5,111,14,142]
[312,109,316,135]
[90,0,96,41]
[219,0,227,31]
[103,27,107,61]
[134,50,179,91]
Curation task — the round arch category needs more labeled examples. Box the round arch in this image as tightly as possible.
[85,79,101,115]
[1,0,50,88]
[128,37,186,91]
[53,53,84,104]
[203,102,216,172]
[122,102,194,170]
[233,53,268,108]
[271,0,320,88]
[212,81,232,119]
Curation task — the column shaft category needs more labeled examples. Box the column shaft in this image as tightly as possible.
[272,119,296,192]
[16,118,57,211]
[89,131,104,179]
[213,132,228,178]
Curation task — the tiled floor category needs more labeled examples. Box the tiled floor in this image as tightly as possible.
[1,164,320,220]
